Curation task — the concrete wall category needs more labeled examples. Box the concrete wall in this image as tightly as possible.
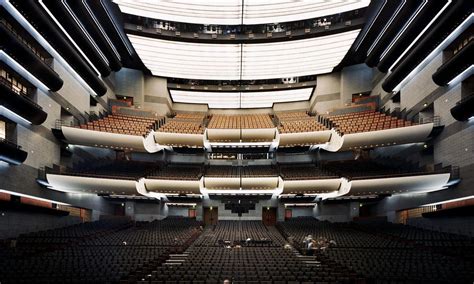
[201,197,280,221]
[313,202,359,222]
[0,209,82,240]
[168,206,190,217]
[124,201,167,221]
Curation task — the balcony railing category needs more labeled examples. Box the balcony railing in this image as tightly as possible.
[0,137,22,150]
[0,76,43,111]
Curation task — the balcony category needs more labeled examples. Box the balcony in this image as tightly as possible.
[0,76,47,125]
[0,138,27,165]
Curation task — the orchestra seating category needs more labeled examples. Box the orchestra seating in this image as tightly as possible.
[0,217,201,284]
[277,217,474,282]
[148,165,203,180]
[327,110,414,135]
[277,111,328,133]
[63,159,159,180]
[78,113,160,136]
[158,112,206,134]
[279,163,338,180]
[193,221,286,247]
[135,221,361,283]
[208,114,274,129]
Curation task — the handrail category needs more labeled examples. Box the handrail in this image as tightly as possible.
[0,76,42,110]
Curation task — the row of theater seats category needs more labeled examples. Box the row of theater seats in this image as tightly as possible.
[158,113,206,134]
[60,159,430,181]
[0,217,202,284]
[131,220,362,283]
[279,164,338,180]
[208,114,274,129]
[63,159,159,180]
[78,114,161,136]
[148,165,203,180]
[277,217,474,282]
[327,110,414,135]
[277,111,328,133]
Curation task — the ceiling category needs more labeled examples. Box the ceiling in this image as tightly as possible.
[113,0,370,25]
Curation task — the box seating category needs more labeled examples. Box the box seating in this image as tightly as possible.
[208,114,274,129]
[78,113,160,136]
[327,110,414,134]
[277,111,328,133]
[158,112,206,134]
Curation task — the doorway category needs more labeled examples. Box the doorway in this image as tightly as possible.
[203,206,218,225]
[262,207,277,226]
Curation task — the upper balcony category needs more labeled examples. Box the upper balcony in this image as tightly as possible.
[123,8,366,44]
[0,65,47,125]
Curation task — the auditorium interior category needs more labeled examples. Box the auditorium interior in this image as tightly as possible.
[1,0,474,283]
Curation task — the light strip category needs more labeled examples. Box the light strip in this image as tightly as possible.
[61,0,110,66]
[38,0,104,75]
[0,189,71,206]
[0,50,49,91]
[2,0,101,97]
[422,195,474,207]
[380,0,428,60]
[389,0,452,71]
[284,203,316,207]
[367,0,406,56]
[82,0,121,61]
[0,106,32,125]
[393,13,473,91]
[100,0,133,55]
[355,0,387,51]
[166,203,197,206]
[447,65,474,86]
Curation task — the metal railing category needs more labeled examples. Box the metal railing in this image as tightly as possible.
[0,76,42,110]
[419,115,441,127]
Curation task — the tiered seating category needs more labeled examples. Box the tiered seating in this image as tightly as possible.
[353,220,474,262]
[322,159,415,179]
[205,166,240,177]
[64,159,158,180]
[208,114,274,129]
[241,165,278,177]
[158,112,206,134]
[328,110,414,134]
[194,221,285,247]
[0,217,201,284]
[138,221,360,283]
[148,165,203,180]
[78,113,159,136]
[279,163,338,180]
[277,111,328,133]
[277,218,474,282]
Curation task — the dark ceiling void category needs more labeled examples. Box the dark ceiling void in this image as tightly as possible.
[364,0,424,67]
[432,41,473,86]
[0,19,63,91]
[382,0,472,93]
[352,0,401,57]
[0,138,28,165]
[85,0,135,61]
[450,92,474,121]
[41,0,112,77]
[9,0,107,96]
[377,0,452,73]
[64,0,122,72]
[0,83,48,125]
